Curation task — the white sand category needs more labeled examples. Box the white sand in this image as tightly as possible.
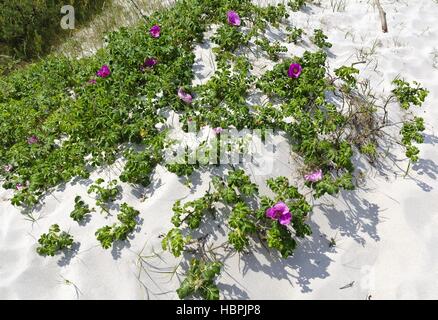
[1,0,438,299]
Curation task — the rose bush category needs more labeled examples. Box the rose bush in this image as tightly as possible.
[0,0,428,300]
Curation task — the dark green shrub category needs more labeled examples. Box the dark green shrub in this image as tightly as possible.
[0,0,105,61]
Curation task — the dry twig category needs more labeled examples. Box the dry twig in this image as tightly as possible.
[374,0,388,33]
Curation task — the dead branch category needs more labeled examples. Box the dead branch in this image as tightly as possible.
[374,0,388,33]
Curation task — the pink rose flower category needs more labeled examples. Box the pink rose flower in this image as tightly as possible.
[150,25,161,38]
[140,58,158,71]
[227,11,241,26]
[266,201,292,225]
[178,88,193,104]
[96,65,111,78]
[288,63,302,79]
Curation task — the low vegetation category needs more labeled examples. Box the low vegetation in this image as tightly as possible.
[0,0,428,299]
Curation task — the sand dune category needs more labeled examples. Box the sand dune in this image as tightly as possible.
[1,0,438,299]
